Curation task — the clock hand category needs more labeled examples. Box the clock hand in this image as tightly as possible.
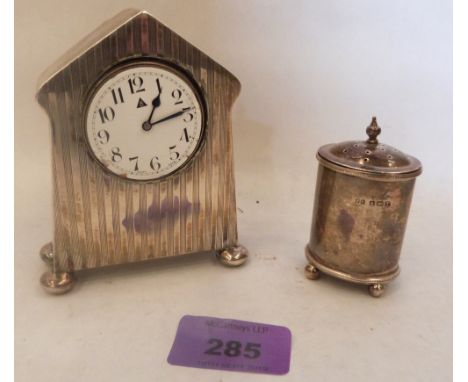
[150,107,192,127]
[142,78,163,131]
[151,77,162,108]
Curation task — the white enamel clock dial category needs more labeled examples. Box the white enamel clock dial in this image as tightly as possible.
[85,62,205,180]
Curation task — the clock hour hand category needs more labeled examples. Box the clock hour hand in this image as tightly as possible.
[150,107,192,127]
[151,77,162,109]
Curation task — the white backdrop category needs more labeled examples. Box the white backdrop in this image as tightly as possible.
[15,1,452,381]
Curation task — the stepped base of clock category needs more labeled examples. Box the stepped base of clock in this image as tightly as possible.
[39,242,248,294]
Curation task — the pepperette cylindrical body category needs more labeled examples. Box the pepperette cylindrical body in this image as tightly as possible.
[307,165,416,281]
[306,118,422,285]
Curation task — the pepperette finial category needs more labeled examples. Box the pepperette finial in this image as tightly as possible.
[366,116,381,144]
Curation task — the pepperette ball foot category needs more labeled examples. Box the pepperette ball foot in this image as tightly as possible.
[368,283,385,298]
[305,264,321,280]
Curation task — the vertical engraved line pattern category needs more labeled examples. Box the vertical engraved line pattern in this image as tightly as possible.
[111,179,121,262]
[127,19,135,54]
[173,176,181,255]
[101,30,112,70]
[39,12,240,271]
[215,70,229,247]
[118,181,129,263]
[86,163,101,268]
[167,178,174,256]
[204,56,214,250]
[193,158,200,252]
[214,69,224,249]
[95,173,109,266]
[134,17,143,55]
[210,64,219,249]
[164,28,172,57]
[49,91,70,271]
[198,136,207,250]
[117,24,127,58]
[227,79,239,246]
[79,54,103,269]
[139,184,148,259]
[160,181,168,256]
[152,182,161,257]
[141,13,149,55]
[78,49,91,268]
[147,15,157,53]
[156,17,163,56]
[72,61,92,269]
[180,171,187,254]
[63,68,85,270]
[57,74,80,270]
[103,178,116,263]
[132,183,142,261]
[125,181,135,262]
[52,150,67,271]
[144,183,154,259]
[171,28,179,65]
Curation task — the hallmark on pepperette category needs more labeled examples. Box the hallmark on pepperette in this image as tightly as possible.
[354,198,391,207]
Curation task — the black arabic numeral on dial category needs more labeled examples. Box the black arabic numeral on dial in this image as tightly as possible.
[111,147,122,162]
[169,145,180,161]
[180,127,192,143]
[129,156,139,171]
[111,87,124,104]
[97,129,110,144]
[98,106,115,124]
[172,89,183,105]
[150,156,161,171]
[183,112,194,123]
[128,76,145,94]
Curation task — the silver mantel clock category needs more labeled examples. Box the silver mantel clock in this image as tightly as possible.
[36,9,248,294]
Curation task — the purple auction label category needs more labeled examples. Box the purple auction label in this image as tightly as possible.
[167,315,291,375]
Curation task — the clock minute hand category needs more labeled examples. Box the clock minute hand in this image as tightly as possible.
[150,107,192,126]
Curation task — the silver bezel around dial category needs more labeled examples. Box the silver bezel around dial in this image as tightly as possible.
[83,58,208,182]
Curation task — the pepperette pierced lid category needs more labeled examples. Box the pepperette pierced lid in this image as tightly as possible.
[317,117,422,180]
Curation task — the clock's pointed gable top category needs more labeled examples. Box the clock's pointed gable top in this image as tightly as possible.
[36,9,240,97]
[36,9,142,94]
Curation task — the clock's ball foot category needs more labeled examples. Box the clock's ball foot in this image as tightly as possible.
[217,245,249,267]
[368,283,385,298]
[39,242,54,266]
[40,271,75,295]
[305,264,321,280]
